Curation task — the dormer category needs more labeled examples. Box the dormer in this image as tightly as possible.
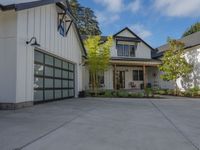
[111,27,154,59]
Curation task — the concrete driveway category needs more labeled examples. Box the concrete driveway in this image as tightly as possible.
[0,97,200,150]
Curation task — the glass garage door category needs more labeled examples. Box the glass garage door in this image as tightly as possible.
[34,50,75,102]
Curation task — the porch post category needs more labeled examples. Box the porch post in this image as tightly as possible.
[113,64,117,90]
[143,65,147,89]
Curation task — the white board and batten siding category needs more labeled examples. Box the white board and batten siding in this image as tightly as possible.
[0,10,17,103]
[110,29,152,59]
[0,4,84,103]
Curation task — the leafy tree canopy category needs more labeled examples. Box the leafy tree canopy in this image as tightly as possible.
[69,0,101,36]
[84,36,113,92]
[159,39,193,92]
[182,22,200,37]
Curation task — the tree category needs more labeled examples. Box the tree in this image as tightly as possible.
[159,39,193,94]
[182,22,200,37]
[68,0,101,35]
[84,36,113,94]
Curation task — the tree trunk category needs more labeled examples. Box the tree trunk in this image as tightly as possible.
[175,80,178,96]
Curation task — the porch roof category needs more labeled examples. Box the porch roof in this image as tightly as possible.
[110,57,162,66]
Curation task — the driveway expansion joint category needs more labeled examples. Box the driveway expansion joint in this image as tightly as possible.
[149,100,200,150]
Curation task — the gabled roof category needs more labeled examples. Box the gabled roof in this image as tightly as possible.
[154,31,200,58]
[0,0,66,11]
[113,27,155,51]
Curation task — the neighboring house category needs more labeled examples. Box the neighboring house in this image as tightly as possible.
[0,0,86,109]
[83,27,162,90]
[154,31,200,90]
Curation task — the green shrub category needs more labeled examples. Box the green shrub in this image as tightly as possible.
[103,90,113,97]
[145,88,153,97]
[186,87,200,97]
[117,90,129,97]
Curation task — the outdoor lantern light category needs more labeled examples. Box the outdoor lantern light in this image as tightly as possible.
[26,37,40,47]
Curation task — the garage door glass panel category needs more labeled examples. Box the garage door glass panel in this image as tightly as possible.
[55,90,62,99]
[63,62,68,70]
[55,79,62,88]
[69,89,74,97]
[69,72,74,79]
[35,51,44,63]
[45,90,54,100]
[45,66,54,77]
[69,81,74,88]
[34,90,43,101]
[69,64,74,71]
[55,59,62,68]
[45,78,54,88]
[45,55,54,66]
[63,90,69,98]
[34,77,43,88]
[63,80,69,88]
[55,69,62,78]
[34,64,44,75]
[62,71,68,79]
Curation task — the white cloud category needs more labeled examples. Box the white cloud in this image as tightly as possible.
[127,0,141,13]
[130,24,152,39]
[94,0,141,13]
[154,0,200,17]
[95,11,120,26]
[94,0,124,13]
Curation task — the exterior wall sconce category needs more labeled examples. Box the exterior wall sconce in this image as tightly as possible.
[26,37,40,47]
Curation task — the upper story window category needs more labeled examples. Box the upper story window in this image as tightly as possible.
[117,44,136,57]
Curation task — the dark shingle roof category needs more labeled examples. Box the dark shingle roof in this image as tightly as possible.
[154,31,200,58]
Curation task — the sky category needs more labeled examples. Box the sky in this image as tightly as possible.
[79,0,200,48]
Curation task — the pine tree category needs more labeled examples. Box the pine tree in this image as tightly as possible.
[182,22,200,37]
[68,0,101,35]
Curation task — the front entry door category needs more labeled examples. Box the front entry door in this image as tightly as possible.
[119,71,125,89]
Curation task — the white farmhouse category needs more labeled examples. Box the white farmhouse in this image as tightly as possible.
[83,27,162,91]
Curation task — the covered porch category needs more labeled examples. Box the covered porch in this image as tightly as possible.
[111,58,162,90]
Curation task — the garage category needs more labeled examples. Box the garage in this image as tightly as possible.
[34,50,75,102]
[0,0,86,109]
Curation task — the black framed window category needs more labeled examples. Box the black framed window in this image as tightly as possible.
[34,50,75,102]
[130,45,135,57]
[116,44,136,57]
[116,44,123,56]
[133,70,143,81]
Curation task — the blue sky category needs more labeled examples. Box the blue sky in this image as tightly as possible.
[79,0,200,48]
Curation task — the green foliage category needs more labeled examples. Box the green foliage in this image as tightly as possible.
[117,91,129,98]
[159,40,193,93]
[69,0,101,35]
[103,90,113,97]
[182,22,200,37]
[145,88,153,97]
[84,36,113,94]
[186,87,200,97]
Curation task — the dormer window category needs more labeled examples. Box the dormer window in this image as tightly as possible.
[117,44,136,57]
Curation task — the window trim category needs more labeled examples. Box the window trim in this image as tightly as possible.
[132,70,144,81]
[116,43,136,57]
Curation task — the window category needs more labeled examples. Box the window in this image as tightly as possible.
[116,44,136,57]
[133,70,143,81]
[130,45,135,57]
[117,44,124,56]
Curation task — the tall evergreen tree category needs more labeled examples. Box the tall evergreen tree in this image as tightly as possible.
[68,0,101,36]
[182,22,200,37]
